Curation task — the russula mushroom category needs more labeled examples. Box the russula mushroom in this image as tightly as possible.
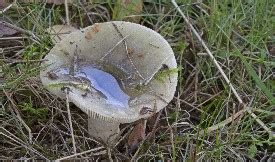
[40,21,178,144]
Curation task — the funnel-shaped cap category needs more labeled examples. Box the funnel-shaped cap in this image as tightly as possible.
[40,21,177,123]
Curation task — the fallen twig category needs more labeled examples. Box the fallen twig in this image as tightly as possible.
[107,147,113,162]
[3,90,33,143]
[65,88,77,154]
[64,0,70,25]
[197,106,248,135]
[111,22,145,80]
[1,127,48,160]
[100,35,130,61]
[0,21,40,42]
[0,3,13,14]
[55,146,106,161]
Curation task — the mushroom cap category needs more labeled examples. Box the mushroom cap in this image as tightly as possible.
[40,21,177,123]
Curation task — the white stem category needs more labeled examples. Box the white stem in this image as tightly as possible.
[88,117,120,145]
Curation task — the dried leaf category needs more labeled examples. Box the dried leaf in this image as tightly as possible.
[0,22,17,37]
[113,0,143,23]
[267,42,275,56]
[47,25,77,44]
[127,119,146,153]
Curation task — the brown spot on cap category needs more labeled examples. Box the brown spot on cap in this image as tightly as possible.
[60,49,69,55]
[128,48,134,55]
[46,71,58,80]
[85,31,92,40]
[137,53,144,59]
[92,24,100,33]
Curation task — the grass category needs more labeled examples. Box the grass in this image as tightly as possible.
[0,0,274,160]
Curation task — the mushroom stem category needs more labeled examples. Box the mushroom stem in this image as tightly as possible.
[88,117,120,144]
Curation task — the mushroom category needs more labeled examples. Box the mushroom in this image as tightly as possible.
[40,21,178,144]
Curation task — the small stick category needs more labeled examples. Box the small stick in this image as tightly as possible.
[115,126,134,147]
[107,147,113,162]
[110,23,172,104]
[3,90,33,143]
[79,1,93,24]
[194,64,199,102]
[0,36,28,40]
[55,146,106,161]
[49,123,101,144]
[64,0,70,25]
[197,106,248,136]
[1,128,48,160]
[148,88,169,104]
[2,133,47,159]
[65,88,77,154]
[111,22,145,80]
[69,45,79,76]
[100,35,130,61]
[0,21,40,42]
[0,3,13,14]
[171,0,273,136]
